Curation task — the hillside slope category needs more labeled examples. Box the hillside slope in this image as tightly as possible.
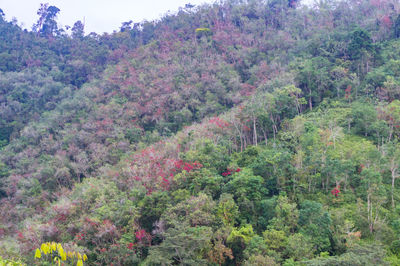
[1,0,400,265]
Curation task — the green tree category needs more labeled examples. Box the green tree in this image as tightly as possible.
[138,191,171,232]
[351,101,378,137]
[348,28,373,60]
[33,4,61,37]
[298,200,333,253]
[295,58,332,111]
[216,193,239,226]
[268,194,299,234]
[284,233,314,261]
[250,146,293,194]
[227,224,255,264]
[223,168,268,223]
[71,20,84,39]
[304,244,388,265]
[348,27,374,77]
[263,229,287,253]
[145,224,213,265]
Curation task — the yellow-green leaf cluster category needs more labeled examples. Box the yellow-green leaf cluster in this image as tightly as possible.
[0,255,25,266]
[34,242,87,265]
[195,27,211,33]
[195,27,212,37]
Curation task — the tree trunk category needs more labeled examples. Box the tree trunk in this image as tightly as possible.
[262,127,268,145]
[253,117,257,146]
[392,172,395,208]
[368,193,372,233]
[392,166,398,208]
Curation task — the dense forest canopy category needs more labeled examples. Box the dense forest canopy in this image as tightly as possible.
[1,0,400,265]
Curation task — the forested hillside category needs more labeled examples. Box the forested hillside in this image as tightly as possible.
[1,0,400,265]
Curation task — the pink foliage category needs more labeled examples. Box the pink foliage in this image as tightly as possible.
[127,144,202,194]
[209,117,230,129]
[222,168,241,177]
[331,187,340,197]
[345,85,351,99]
[127,242,135,250]
[381,15,392,28]
[135,229,146,241]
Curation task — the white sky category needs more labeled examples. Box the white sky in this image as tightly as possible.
[0,0,216,34]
